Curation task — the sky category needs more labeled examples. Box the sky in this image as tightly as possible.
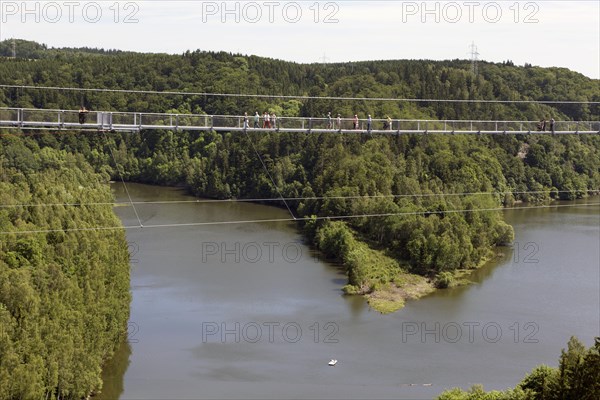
[0,0,598,79]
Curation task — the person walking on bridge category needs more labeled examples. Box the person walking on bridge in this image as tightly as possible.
[78,106,88,124]
[253,112,260,128]
[243,112,249,129]
[353,114,359,129]
[537,119,546,132]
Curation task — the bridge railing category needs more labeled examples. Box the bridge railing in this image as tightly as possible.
[107,112,131,126]
[61,110,91,124]
[212,115,241,129]
[278,116,306,129]
[0,108,19,124]
[1,107,599,133]
[21,109,61,125]
[558,121,599,132]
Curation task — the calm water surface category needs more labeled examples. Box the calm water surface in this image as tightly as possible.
[99,183,599,399]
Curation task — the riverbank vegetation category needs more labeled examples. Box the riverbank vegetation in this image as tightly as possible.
[0,40,598,316]
[437,336,600,399]
[2,40,599,311]
[0,137,131,399]
[79,128,596,312]
[0,39,598,396]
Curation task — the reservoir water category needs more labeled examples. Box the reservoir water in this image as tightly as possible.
[100,183,599,399]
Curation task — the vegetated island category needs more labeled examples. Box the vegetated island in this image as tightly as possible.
[0,40,599,400]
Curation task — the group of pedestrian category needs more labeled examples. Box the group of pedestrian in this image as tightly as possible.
[328,112,394,131]
[325,112,381,130]
[244,111,398,131]
[537,117,555,132]
[326,112,344,129]
[244,111,278,129]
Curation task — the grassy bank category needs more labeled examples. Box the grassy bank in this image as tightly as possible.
[307,219,430,313]
[307,218,513,313]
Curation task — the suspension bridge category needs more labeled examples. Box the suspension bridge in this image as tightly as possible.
[1,107,599,135]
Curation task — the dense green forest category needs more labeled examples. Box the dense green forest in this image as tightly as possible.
[1,39,599,121]
[65,127,598,311]
[0,40,598,397]
[0,137,131,399]
[1,39,599,310]
[437,336,600,399]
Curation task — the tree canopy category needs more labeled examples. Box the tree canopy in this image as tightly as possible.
[437,336,600,400]
[0,138,130,399]
[0,40,598,396]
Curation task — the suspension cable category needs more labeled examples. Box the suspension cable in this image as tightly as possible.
[0,190,598,209]
[101,130,143,227]
[1,202,598,236]
[243,129,296,219]
[1,84,598,105]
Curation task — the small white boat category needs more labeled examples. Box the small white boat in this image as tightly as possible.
[328,359,338,366]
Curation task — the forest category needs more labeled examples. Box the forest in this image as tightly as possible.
[437,336,600,400]
[0,137,131,399]
[0,39,598,398]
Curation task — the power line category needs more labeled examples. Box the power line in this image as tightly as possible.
[243,129,296,219]
[101,130,143,227]
[2,202,598,236]
[1,190,597,209]
[469,41,480,76]
[0,84,598,105]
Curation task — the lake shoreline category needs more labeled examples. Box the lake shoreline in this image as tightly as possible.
[112,181,597,314]
[102,182,599,399]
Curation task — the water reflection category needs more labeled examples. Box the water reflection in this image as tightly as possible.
[96,341,131,400]
[102,184,598,399]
